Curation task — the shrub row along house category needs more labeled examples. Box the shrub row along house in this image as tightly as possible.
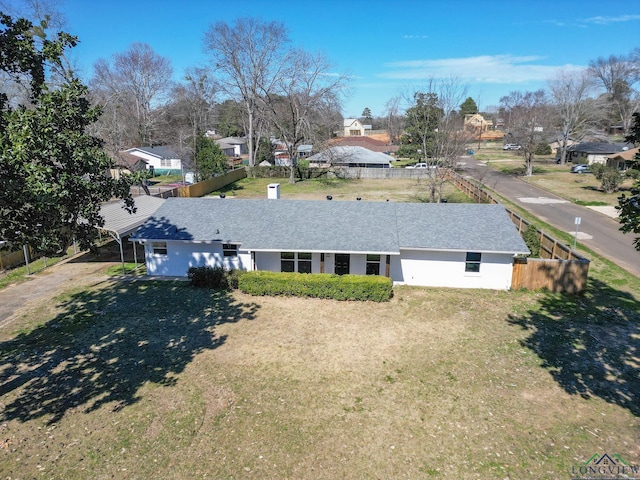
[130,197,529,290]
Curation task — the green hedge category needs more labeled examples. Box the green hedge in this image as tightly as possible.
[238,271,393,302]
[187,266,244,290]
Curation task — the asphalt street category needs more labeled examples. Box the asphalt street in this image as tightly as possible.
[458,157,640,278]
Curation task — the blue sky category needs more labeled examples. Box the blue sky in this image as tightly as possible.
[54,0,640,117]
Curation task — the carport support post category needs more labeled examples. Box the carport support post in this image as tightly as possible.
[23,244,30,275]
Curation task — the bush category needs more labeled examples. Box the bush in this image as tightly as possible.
[238,271,393,302]
[590,163,606,180]
[521,224,541,257]
[187,266,244,290]
[626,168,640,181]
[601,167,623,193]
[534,142,552,156]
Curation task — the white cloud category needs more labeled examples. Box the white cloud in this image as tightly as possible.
[580,14,640,25]
[402,34,429,39]
[379,55,585,84]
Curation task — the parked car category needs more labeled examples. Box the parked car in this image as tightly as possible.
[406,163,427,169]
[570,164,590,174]
[503,144,522,150]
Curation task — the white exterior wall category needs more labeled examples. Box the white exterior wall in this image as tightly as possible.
[142,243,514,289]
[393,249,514,290]
[144,241,250,277]
[587,154,608,165]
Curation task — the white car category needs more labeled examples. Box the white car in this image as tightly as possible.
[503,144,522,150]
[405,163,431,169]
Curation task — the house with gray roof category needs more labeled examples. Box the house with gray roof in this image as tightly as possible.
[567,142,633,165]
[308,146,392,168]
[130,197,529,289]
[126,146,182,175]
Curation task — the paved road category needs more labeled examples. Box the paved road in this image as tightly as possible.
[459,158,640,278]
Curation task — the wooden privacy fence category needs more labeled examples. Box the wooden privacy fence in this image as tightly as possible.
[0,247,31,270]
[444,169,590,293]
[177,168,247,198]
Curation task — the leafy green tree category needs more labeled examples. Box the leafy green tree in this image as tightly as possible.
[401,92,443,159]
[361,107,372,122]
[0,13,135,255]
[617,112,640,250]
[459,97,478,115]
[195,132,227,180]
[255,137,275,164]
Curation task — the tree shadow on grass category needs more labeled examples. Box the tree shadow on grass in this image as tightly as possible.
[508,278,640,416]
[0,280,259,424]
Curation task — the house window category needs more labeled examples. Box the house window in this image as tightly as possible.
[465,252,482,273]
[281,252,295,272]
[281,252,312,273]
[152,242,167,255]
[160,158,172,167]
[350,129,360,136]
[366,254,381,275]
[223,244,238,257]
[298,252,312,273]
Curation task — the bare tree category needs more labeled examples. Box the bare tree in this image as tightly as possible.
[91,42,173,146]
[384,95,404,144]
[588,52,640,133]
[203,17,291,166]
[261,49,347,183]
[547,69,603,164]
[500,89,551,177]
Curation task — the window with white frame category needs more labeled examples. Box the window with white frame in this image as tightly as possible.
[465,252,482,273]
[160,158,172,167]
[223,244,238,257]
[366,254,381,275]
[152,241,167,255]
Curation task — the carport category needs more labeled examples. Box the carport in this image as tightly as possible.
[99,196,166,274]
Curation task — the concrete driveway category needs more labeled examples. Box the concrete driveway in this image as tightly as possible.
[0,257,116,328]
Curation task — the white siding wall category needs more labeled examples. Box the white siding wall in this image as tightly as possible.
[144,241,250,277]
[394,249,514,290]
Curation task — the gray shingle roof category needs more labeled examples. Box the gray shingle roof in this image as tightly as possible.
[307,146,392,165]
[100,196,166,237]
[131,198,529,255]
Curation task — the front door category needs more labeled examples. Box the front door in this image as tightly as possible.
[334,254,350,275]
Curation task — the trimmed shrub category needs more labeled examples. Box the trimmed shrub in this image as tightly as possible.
[534,142,552,156]
[238,271,393,302]
[187,266,244,290]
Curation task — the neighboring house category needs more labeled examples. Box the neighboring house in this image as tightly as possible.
[130,198,529,290]
[215,137,248,157]
[567,142,633,165]
[330,136,399,155]
[126,146,182,176]
[308,146,392,168]
[607,147,639,170]
[464,113,494,133]
[109,151,148,179]
[343,118,366,137]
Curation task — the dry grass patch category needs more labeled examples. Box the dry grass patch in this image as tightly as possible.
[1,280,638,479]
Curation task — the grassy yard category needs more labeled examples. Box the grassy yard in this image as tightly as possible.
[213,176,473,203]
[474,143,635,206]
[1,273,638,479]
[1,173,639,478]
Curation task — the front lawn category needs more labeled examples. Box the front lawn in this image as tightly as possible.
[1,275,638,478]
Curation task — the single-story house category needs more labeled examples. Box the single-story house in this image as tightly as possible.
[126,146,182,176]
[215,137,248,157]
[567,142,633,165]
[308,146,392,168]
[130,198,529,290]
[606,147,639,170]
[108,151,148,179]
